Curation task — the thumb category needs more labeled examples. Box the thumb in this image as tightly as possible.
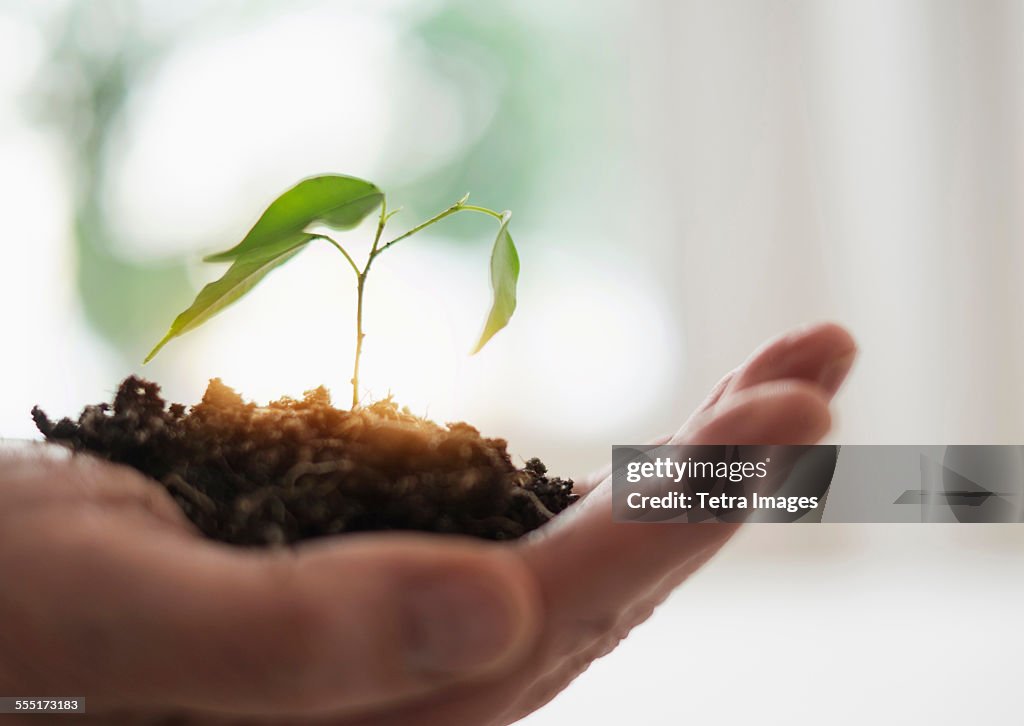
[13,508,541,717]
[518,379,832,656]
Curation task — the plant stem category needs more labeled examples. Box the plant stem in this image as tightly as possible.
[351,200,390,409]
[352,271,366,409]
[349,197,505,409]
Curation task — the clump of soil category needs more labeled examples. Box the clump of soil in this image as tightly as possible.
[32,377,576,546]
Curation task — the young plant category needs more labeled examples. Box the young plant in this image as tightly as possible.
[144,174,520,409]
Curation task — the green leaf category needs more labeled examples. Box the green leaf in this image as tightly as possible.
[144,235,313,363]
[471,211,519,354]
[204,174,382,263]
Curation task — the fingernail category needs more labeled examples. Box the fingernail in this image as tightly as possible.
[404,574,531,676]
[818,352,856,395]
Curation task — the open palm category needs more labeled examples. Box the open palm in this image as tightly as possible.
[0,323,855,725]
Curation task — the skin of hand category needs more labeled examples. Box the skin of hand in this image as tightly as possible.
[0,322,856,726]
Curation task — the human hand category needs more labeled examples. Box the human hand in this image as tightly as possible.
[0,322,855,725]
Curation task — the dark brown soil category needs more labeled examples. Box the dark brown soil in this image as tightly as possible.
[32,377,576,546]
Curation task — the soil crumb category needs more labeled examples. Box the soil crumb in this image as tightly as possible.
[32,377,576,546]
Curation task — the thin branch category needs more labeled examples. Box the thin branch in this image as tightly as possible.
[459,204,505,221]
[316,235,360,276]
[368,197,389,259]
[376,197,465,254]
[375,196,504,256]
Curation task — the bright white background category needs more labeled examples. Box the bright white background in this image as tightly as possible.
[2,1,1024,723]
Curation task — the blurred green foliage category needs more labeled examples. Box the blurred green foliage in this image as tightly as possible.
[34,2,190,353]
[24,0,619,361]
[393,4,556,221]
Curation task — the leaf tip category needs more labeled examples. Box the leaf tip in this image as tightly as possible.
[143,334,172,364]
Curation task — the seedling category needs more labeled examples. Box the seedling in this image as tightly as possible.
[35,173,574,545]
[144,174,519,408]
